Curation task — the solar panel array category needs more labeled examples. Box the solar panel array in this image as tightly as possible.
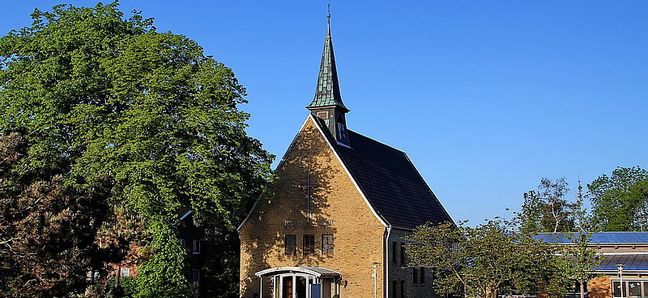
[535,232,648,244]
[598,254,648,271]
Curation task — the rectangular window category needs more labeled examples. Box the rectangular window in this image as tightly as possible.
[629,281,642,297]
[412,268,418,285]
[401,280,406,298]
[322,234,334,256]
[400,242,407,266]
[86,270,100,282]
[191,269,200,287]
[303,234,315,255]
[192,240,201,255]
[392,241,399,265]
[420,267,425,284]
[613,282,627,298]
[285,234,296,256]
[120,267,130,277]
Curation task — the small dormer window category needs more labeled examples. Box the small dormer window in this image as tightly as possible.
[337,123,349,145]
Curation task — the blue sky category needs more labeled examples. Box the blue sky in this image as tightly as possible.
[3,1,648,225]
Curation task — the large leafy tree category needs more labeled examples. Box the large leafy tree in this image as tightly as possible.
[518,178,580,233]
[0,2,272,297]
[406,219,576,298]
[589,167,648,231]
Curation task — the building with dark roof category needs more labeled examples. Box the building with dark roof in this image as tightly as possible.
[238,12,452,298]
[537,232,648,298]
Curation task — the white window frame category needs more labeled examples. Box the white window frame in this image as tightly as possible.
[120,267,130,277]
[612,279,648,298]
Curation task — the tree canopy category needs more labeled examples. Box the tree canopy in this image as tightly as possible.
[405,219,589,298]
[518,178,580,233]
[0,2,272,297]
[589,167,648,231]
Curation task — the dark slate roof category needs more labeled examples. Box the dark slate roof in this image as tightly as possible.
[314,117,453,230]
[535,232,648,245]
[307,19,348,111]
[597,254,648,272]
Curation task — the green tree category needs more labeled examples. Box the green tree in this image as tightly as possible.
[519,178,578,233]
[568,181,599,298]
[0,2,272,296]
[563,233,599,298]
[589,167,648,231]
[406,219,574,298]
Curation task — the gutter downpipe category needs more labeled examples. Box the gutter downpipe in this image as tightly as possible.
[384,225,392,298]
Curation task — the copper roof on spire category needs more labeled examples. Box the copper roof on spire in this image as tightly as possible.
[308,11,348,111]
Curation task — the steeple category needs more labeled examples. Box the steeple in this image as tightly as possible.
[308,7,350,146]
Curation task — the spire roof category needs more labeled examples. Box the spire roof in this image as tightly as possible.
[308,12,348,111]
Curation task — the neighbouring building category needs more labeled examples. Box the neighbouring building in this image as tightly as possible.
[89,209,211,296]
[537,232,648,298]
[238,14,453,298]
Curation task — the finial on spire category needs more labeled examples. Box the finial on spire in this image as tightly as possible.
[327,3,332,35]
[327,3,332,19]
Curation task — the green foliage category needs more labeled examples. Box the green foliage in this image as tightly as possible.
[406,219,586,298]
[564,232,600,298]
[106,276,138,298]
[589,167,648,231]
[518,178,580,233]
[0,2,272,296]
[135,218,189,297]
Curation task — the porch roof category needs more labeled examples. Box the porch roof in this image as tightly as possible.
[596,254,648,273]
[255,266,341,278]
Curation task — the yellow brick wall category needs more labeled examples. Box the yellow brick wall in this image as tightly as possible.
[388,229,437,298]
[240,116,386,298]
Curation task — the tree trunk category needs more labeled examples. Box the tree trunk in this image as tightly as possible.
[486,285,498,298]
[580,281,585,298]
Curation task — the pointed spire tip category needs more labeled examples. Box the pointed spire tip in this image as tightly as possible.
[327,3,332,35]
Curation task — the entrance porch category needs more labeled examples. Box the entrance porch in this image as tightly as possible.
[255,267,342,298]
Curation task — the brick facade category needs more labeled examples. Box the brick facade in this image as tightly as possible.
[239,117,387,298]
[387,229,437,298]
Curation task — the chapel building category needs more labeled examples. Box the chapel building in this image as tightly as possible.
[238,15,453,298]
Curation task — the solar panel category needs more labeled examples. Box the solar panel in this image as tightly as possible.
[597,254,648,271]
[535,232,648,244]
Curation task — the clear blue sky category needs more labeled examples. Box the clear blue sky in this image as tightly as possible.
[3,1,648,225]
